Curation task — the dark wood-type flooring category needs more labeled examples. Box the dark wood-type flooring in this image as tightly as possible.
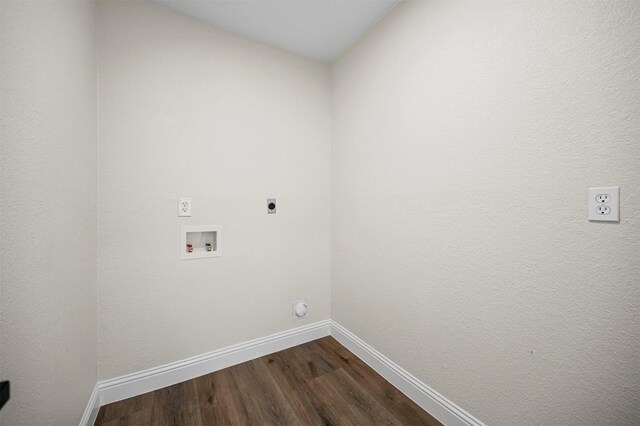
[94,336,441,425]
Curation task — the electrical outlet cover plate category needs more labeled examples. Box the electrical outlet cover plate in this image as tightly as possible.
[588,186,619,222]
[178,197,192,217]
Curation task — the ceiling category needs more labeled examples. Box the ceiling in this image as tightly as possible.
[148,0,399,62]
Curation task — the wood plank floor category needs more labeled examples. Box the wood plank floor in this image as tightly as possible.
[94,336,441,425]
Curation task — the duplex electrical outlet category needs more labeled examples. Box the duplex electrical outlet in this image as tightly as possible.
[178,197,192,217]
[588,186,619,222]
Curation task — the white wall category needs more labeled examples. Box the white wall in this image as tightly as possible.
[97,0,331,380]
[2,1,638,424]
[331,1,640,425]
[0,1,97,424]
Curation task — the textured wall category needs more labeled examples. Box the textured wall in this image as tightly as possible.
[97,0,331,380]
[331,1,640,424]
[0,1,97,424]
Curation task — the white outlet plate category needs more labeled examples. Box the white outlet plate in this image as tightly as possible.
[178,197,191,217]
[588,186,619,222]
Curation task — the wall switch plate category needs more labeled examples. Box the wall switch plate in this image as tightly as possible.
[178,197,192,217]
[588,186,619,222]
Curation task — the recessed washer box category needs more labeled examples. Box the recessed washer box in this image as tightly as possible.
[180,225,222,260]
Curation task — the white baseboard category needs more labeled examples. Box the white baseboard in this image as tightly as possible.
[330,320,484,426]
[97,319,331,408]
[78,384,100,426]
[81,318,481,426]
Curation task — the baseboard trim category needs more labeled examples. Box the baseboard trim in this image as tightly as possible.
[96,319,331,408]
[82,318,481,426]
[78,384,100,426]
[330,320,483,426]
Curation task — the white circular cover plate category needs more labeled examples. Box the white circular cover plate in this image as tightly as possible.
[295,302,308,317]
